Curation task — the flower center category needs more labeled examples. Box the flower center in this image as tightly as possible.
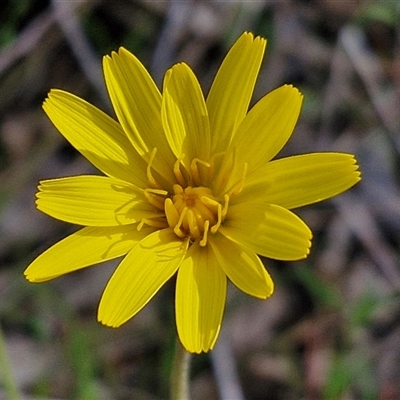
[139,149,232,246]
[165,184,228,246]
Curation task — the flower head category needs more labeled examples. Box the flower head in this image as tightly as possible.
[25,32,360,353]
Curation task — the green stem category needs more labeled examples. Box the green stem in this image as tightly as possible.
[170,340,191,400]
[0,323,21,400]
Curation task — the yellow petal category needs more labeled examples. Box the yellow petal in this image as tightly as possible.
[241,153,361,209]
[209,234,273,299]
[206,32,266,153]
[176,241,226,353]
[43,90,148,187]
[24,225,154,282]
[162,63,210,165]
[234,85,302,169]
[220,202,312,260]
[216,85,303,194]
[98,229,188,327]
[103,48,176,184]
[37,176,158,226]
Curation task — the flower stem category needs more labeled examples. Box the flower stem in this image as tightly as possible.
[0,323,21,400]
[170,339,191,400]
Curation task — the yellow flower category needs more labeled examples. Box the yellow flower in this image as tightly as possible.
[24,32,360,353]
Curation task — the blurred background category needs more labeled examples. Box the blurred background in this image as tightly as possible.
[0,0,400,399]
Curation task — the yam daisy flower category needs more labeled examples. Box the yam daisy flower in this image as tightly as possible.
[25,32,360,353]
